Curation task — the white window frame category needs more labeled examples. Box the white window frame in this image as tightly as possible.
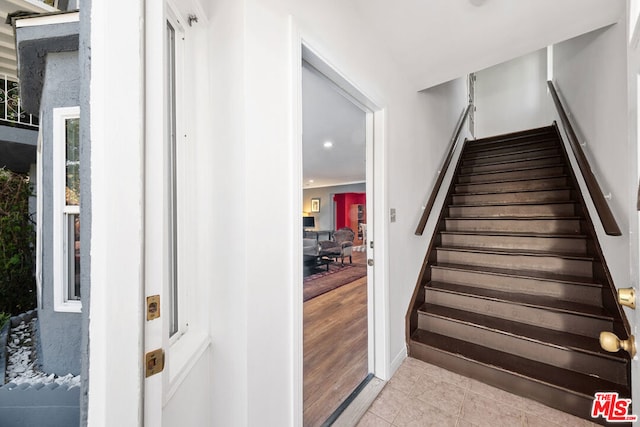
[53,106,81,313]
[166,5,187,343]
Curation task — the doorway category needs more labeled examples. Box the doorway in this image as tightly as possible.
[301,58,372,426]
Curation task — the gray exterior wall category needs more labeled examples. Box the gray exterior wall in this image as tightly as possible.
[78,1,91,424]
[38,51,81,376]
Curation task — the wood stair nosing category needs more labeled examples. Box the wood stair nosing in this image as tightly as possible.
[425,282,612,336]
[439,231,588,254]
[445,216,582,234]
[448,202,576,218]
[425,281,610,320]
[463,139,560,157]
[459,155,564,174]
[456,164,566,183]
[430,263,602,306]
[416,304,628,384]
[409,330,629,423]
[454,176,569,194]
[435,246,593,277]
[451,188,573,205]
[461,147,561,166]
[470,127,556,146]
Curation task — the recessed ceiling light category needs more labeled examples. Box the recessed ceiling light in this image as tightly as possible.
[309,179,314,183]
[323,141,333,149]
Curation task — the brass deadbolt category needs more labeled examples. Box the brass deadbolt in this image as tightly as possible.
[618,288,636,309]
[600,332,636,358]
[146,295,160,321]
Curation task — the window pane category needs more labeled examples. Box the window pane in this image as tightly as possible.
[65,117,80,206]
[167,20,179,337]
[67,213,80,301]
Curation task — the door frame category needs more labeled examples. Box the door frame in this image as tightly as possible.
[292,26,390,424]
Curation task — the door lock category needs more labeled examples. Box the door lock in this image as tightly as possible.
[145,348,165,377]
[146,295,160,321]
[367,259,374,267]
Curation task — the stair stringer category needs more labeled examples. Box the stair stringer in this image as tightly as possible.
[406,138,470,343]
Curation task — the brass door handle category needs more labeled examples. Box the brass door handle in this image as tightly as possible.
[600,332,636,358]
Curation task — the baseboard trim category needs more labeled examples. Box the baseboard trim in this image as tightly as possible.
[389,344,407,379]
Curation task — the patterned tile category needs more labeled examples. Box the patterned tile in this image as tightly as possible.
[393,399,457,427]
[368,384,407,423]
[519,397,595,426]
[356,411,392,427]
[459,391,525,427]
[411,375,467,416]
[359,360,599,427]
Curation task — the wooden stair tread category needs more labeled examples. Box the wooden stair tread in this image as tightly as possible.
[440,230,587,239]
[454,174,568,187]
[445,215,581,221]
[449,201,577,208]
[461,154,562,168]
[418,304,627,363]
[453,187,573,197]
[462,146,560,162]
[436,245,593,261]
[433,263,601,287]
[463,140,560,156]
[410,330,630,398]
[470,126,556,145]
[427,281,612,320]
[457,163,564,178]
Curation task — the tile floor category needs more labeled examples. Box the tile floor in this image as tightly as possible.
[356,357,600,427]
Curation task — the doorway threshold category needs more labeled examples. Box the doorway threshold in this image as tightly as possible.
[325,374,385,427]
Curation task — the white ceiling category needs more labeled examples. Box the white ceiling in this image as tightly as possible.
[352,0,624,90]
[301,0,623,189]
[302,63,366,189]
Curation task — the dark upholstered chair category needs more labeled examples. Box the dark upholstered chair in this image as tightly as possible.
[318,227,355,265]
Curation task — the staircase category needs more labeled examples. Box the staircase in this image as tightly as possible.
[407,125,631,424]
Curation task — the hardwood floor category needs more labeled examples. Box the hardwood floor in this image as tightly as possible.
[304,251,369,426]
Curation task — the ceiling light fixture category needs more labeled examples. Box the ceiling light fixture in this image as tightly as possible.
[323,141,333,149]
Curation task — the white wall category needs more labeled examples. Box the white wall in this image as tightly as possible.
[554,20,640,410]
[475,49,552,138]
[554,24,632,287]
[201,0,468,425]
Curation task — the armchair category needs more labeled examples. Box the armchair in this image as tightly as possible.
[318,227,355,265]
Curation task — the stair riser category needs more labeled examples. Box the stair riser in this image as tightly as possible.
[449,203,575,218]
[457,166,565,183]
[425,289,610,336]
[417,314,626,384]
[462,147,560,166]
[440,233,587,254]
[452,189,572,205]
[464,140,559,158]
[409,342,597,422]
[431,267,601,305]
[460,156,562,174]
[445,218,581,234]
[436,249,593,277]
[455,177,568,193]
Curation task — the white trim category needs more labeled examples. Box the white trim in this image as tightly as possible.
[390,344,408,376]
[289,17,304,427]
[15,11,79,28]
[293,25,390,424]
[52,106,81,313]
